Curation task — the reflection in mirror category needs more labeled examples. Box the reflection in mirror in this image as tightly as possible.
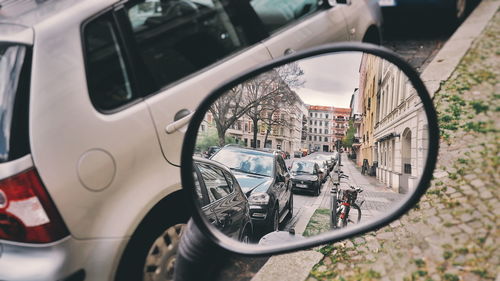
[192,52,429,245]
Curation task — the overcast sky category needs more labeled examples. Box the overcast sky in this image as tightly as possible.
[295,52,362,108]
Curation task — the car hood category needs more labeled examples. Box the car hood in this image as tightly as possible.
[291,174,318,182]
[232,172,273,195]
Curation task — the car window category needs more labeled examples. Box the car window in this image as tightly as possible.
[277,156,287,176]
[192,165,207,206]
[249,0,321,33]
[197,163,233,202]
[84,13,137,111]
[211,148,274,177]
[125,0,250,93]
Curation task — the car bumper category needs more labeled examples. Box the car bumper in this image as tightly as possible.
[380,0,455,8]
[292,181,316,192]
[0,236,126,281]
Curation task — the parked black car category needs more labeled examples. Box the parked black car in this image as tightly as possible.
[211,145,293,235]
[290,161,322,196]
[193,157,253,242]
[310,156,330,183]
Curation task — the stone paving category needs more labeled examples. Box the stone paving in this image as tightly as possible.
[307,10,500,281]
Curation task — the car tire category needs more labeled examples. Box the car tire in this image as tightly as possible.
[445,0,468,26]
[115,194,189,281]
[115,221,186,281]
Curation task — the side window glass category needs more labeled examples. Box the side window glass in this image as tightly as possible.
[222,171,235,193]
[275,157,286,178]
[198,163,232,202]
[250,0,321,33]
[84,13,136,111]
[192,166,206,206]
[125,0,250,93]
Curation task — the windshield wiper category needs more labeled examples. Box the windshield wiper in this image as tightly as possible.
[230,168,269,177]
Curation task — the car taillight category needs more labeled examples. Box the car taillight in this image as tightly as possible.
[0,168,69,243]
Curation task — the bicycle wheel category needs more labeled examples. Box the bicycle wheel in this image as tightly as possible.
[335,205,348,228]
[346,204,361,225]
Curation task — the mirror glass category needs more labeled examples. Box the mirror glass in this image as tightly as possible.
[191,52,429,246]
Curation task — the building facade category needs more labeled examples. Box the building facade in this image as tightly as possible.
[359,54,381,175]
[373,60,428,193]
[306,106,333,152]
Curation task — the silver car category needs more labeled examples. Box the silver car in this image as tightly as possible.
[0,0,381,280]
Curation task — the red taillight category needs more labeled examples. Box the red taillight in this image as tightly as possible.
[0,169,69,243]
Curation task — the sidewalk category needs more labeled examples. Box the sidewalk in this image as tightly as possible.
[252,1,500,281]
[308,3,500,281]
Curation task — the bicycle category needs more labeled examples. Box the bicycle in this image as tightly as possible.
[335,185,364,228]
[329,163,364,229]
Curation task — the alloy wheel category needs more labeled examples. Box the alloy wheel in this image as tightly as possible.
[143,224,185,281]
[455,0,467,20]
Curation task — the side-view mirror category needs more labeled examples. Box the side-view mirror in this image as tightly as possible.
[180,43,438,256]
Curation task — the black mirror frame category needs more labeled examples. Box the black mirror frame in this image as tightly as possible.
[180,42,439,256]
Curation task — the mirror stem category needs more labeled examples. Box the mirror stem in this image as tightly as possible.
[175,219,226,281]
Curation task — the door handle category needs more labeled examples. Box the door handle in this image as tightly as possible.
[284,48,295,55]
[165,112,194,134]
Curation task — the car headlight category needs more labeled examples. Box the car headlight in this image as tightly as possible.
[248,192,270,205]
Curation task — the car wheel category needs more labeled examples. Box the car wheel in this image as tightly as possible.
[455,0,467,21]
[142,224,185,281]
[315,183,320,196]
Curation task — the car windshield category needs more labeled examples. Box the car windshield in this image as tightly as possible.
[211,148,274,177]
[291,162,315,174]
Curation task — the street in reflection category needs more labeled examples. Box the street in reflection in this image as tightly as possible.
[192,52,429,245]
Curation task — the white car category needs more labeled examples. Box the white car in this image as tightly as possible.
[0,0,381,280]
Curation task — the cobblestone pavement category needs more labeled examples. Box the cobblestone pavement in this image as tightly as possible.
[307,10,499,281]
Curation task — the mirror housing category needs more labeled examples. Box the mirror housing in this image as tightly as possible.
[181,42,439,256]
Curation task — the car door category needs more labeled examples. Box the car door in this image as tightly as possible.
[275,156,290,214]
[249,0,350,58]
[197,163,244,239]
[119,0,273,166]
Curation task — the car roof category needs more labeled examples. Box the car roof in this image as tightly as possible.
[0,0,114,28]
[291,160,316,165]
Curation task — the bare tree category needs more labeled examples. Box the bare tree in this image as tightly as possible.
[208,61,304,147]
[246,62,304,148]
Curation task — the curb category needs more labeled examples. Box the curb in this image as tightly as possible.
[251,2,499,280]
[421,0,500,98]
